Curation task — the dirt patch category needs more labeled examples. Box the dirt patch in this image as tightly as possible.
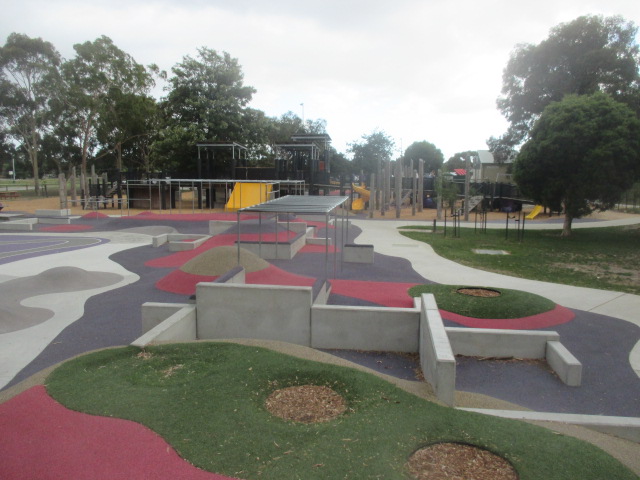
[265,385,347,424]
[406,442,518,480]
[551,262,640,285]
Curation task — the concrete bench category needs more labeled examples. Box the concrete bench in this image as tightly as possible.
[343,244,374,263]
[237,231,306,259]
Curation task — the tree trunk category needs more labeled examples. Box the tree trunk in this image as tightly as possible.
[561,213,573,237]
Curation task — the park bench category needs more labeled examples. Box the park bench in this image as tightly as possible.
[0,191,20,200]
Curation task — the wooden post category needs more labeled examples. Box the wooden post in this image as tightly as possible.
[418,159,424,212]
[70,167,77,207]
[369,173,375,219]
[395,160,402,218]
[58,174,67,209]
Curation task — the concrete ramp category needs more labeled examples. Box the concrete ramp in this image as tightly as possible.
[225,182,272,212]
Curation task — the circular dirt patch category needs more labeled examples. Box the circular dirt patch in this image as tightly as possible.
[407,443,518,480]
[265,385,347,424]
[457,287,501,298]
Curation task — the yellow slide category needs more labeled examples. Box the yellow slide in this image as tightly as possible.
[351,183,370,211]
[225,182,272,212]
[526,205,543,219]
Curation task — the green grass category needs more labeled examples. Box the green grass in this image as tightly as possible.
[408,284,555,318]
[400,225,640,295]
[46,343,638,480]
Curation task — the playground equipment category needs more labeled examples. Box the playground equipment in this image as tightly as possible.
[225,182,273,212]
[351,183,370,211]
[526,205,543,219]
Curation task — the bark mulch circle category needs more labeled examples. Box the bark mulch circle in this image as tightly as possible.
[406,443,518,480]
[265,385,347,424]
[457,287,501,298]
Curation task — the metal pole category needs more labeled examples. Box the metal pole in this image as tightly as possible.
[237,210,241,265]
[325,212,329,279]
[258,212,262,258]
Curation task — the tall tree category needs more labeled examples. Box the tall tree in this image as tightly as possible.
[513,93,640,237]
[0,33,61,193]
[156,47,256,174]
[59,36,152,194]
[445,151,477,172]
[404,140,444,174]
[96,89,158,172]
[494,15,640,153]
[348,130,395,175]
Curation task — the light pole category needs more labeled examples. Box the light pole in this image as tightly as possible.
[300,103,305,126]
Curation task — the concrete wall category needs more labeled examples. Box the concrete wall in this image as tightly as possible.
[141,302,193,333]
[343,244,374,263]
[237,232,306,260]
[546,341,582,386]
[196,282,312,345]
[446,328,560,359]
[134,303,196,347]
[0,218,36,230]
[311,305,419,352]
[420,294,456,406]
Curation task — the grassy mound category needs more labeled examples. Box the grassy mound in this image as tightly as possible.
[181,246,269,275]
[408,284,555,318]
[46,343,637,480]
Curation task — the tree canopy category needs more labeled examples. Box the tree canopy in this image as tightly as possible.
[403,140,443,175]
[348,130,395,175]
[493,15,640,152]
[58,35,153,191]
[0,33,61,192]
[513,93,640,236]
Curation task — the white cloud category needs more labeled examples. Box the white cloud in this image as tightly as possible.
[1,0,638,159]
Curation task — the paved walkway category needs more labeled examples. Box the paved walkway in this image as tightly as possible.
[351,216,640,377]
[0,213,639,477]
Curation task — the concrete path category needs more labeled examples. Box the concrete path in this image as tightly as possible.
[0,232,151,389]
[350,216,640,377]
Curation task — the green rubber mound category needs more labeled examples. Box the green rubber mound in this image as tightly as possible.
[408,284,556,318]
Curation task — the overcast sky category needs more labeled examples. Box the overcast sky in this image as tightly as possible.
[1,0,639,159]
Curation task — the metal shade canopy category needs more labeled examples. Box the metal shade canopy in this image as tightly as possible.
[236,195,350,279]
[238,195,348,215]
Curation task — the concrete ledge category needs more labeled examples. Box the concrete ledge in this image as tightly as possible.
[459,408,640,443]
[546,340,582,386]
[306,237,332,246]
[35,209,70,216]
[152,234,168,247]
[167,234,209,251]
[196,283,312,345]
[141,302,193,333]
[0,218,37,231]
[446,328,560,359]
[344,244,374,263]
[420,294,456,406]
[237,232,306,259]
[0,213,25,221]
[278,221,307,234]
[311,304,419,352]
[312,279,331,305]
[151,233,209,250]
[132,304,196,347]
[38,217,72,225]
[214,266,245,284]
